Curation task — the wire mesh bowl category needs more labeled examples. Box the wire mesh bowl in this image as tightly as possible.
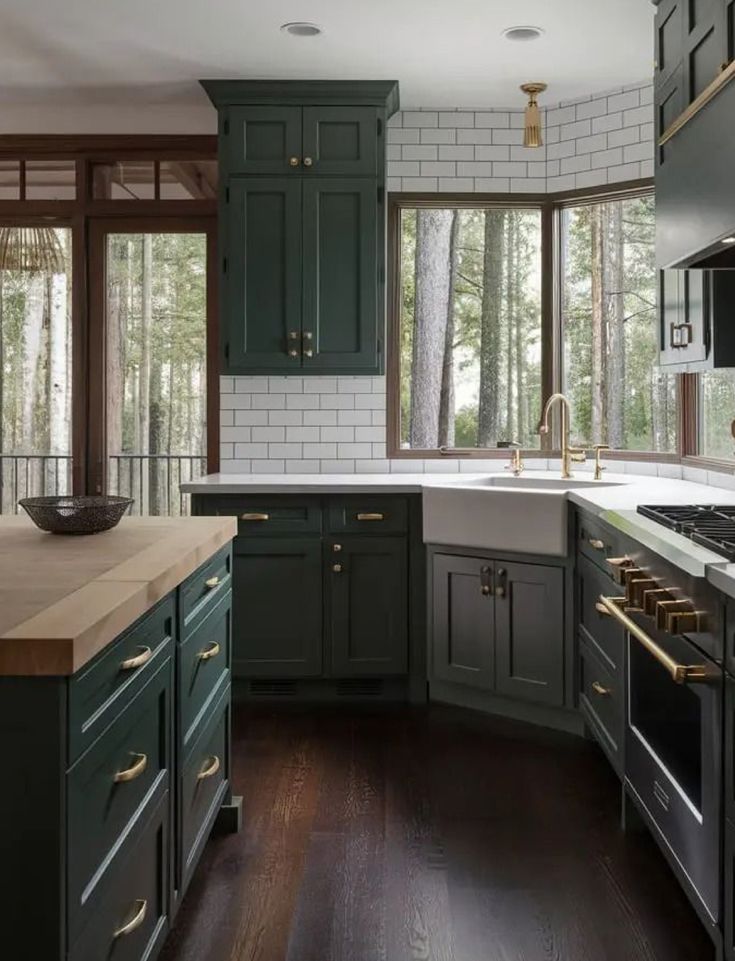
[18,495,134,535]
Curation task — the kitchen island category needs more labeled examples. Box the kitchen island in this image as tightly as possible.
[0,514,237,961]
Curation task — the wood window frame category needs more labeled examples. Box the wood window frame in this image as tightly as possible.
[387,178,681,465]
[0,135,218,496]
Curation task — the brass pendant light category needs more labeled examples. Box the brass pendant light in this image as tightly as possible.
[0,226,65,273]
[521,82,547,148]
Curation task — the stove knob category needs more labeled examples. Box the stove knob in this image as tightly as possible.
[627,577,657,609]
[668,609,707,634]
[607,556,634,585]
[642,588,673,617]
[655,599,687,632]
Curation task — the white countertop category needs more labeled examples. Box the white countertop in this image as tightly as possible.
[182,470,735,598]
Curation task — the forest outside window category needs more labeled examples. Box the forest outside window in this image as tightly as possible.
[396,204,543,451]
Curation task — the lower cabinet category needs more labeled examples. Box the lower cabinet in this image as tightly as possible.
[579,640,624,777]
[430,550,566,708]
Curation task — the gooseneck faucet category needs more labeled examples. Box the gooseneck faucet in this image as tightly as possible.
[538,393,586,479]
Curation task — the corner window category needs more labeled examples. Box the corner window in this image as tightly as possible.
[700,370,735,460]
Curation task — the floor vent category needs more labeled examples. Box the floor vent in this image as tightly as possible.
[249,680,298,697]
[335,679,384,697]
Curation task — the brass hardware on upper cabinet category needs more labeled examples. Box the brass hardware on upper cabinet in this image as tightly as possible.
[113,753,148,784]
[288,330,300,358]
[197,755,221,781]
[289,349,299,358]
[120,646,153,671]
[659,59,735,146]
[670,322,693,349]
[241,512,269,521]
[332,563,343,573]
[303,157,313,167]
[205,576,220,590]
[197,641,221,661]
[113,899,148,939]
[480,565,492,597]
[356,512,384,522]
[289,156,300,167]
[588,538,605,551]
[332,543,342,552]
[302,330,314,358]
[591,681,611,697]
[593,445,609,481]
[495,568,508,599]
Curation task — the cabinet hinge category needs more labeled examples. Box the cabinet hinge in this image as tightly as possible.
[377,117,383,137]
[223,256,228,274]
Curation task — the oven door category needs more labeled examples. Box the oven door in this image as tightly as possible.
[599,596,723,923]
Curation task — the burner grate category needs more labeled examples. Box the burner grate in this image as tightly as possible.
[638,504,735,560]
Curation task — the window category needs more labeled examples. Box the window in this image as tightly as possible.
[396,204,543,450]
[561,194,677,453]
[700,370,735,460]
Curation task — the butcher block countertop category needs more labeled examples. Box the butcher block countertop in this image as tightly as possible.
[0,515,237,677]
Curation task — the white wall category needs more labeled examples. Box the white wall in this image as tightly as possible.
[219,81,655,475]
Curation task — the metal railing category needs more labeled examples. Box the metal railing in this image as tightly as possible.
[0,454,73,514]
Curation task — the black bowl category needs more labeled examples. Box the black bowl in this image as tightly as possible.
[19,495,134,534]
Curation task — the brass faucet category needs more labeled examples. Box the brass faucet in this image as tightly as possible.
[538,393,586,479]
[504,443,524,477]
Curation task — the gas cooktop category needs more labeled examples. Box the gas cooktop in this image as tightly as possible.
[637,504,735,561]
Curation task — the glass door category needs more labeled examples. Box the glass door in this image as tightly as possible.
[88,220,215,516]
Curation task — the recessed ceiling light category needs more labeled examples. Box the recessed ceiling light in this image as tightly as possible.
[280,22,323,37]
[722,236,735,244]
[502,25,545,42]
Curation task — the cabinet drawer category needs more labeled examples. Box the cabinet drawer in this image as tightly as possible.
[67,658,171,939]
[179,545,232,639]
[180,685,230,893]
[577,555,625,674]
[69,596,175,763]
[69,795,169,961]
[327,496,407,534]
[579,640,624,777]
[206,494,322,537]
[179,593,231,759]
[577,512,622,574]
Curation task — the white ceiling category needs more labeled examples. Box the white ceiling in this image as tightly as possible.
[0,0,654,109]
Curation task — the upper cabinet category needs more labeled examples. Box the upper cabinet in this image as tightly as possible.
[654,0,735,267]
[659,268,735,370]
[202,80,399,375]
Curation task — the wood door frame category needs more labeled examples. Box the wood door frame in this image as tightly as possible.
[87,215,218,499]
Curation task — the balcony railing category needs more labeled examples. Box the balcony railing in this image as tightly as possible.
[0,453,205,516]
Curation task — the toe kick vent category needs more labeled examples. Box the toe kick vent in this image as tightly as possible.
[335,679,384,697]
[249,680,298,697]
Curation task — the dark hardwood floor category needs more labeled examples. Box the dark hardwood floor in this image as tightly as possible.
[161,704,714,961]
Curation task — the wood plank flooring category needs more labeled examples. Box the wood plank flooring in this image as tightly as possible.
[160,704,715,961]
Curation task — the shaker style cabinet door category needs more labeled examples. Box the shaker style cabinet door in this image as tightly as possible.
[302,106,378,176]
[226,106,303,174]
[301,178,379,372]
[432,554,495,690]
[224,178,303,371]
[659,269,709,367]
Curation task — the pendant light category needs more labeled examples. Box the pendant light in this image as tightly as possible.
[0,226,65,273]
[521,82,547,148]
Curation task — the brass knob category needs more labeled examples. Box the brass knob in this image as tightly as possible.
[289,156,300,167]
[588,538,605,551]
[289,349,299,358]
[304,349,314,359]
[332,563,343,573]
[333,544,342,552]
[303,157,313,167]
[205,576,220,590]
[481,585,491,596]
[592,681,611,697]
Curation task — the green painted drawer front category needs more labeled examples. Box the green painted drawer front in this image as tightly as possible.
[226,105,302,174]
[180,686,230,894]
[225,177,303,371]
[302,106,378,175]
[69,596,175,764]
[232,537,323,677]
[69,794,169,961]
[67,658,171,940]
[179,592,231,759]
[579,640,623,778]
[327,496,407,534]
[577,555,624,675]
[577,511,621,575]
[206,494,322,536]
[179,545,232,639]
[301,178,379,372]
[328,536,408,676]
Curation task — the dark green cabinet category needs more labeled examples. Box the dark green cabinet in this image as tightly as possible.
[328,536,408,676]
[655,0,729,111]
[202,80,398,375]
[658,268,735,369]
[232,537,323,676]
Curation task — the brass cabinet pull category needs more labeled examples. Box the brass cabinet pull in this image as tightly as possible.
[198,755,221,781]
[480,565,492,597]
[597,595,710,685]
[332,563,343,573]
[333,543,342,552]
[289,156,300,167]
[113,752,148,784]
[241,512,269,521]
[659,59,735,146]
[495,568,507,599]
[204,576,220,590]
[120,646,153,671]
[591,681,611,697]
[356,512,384,522]
[595,602,611,617]
[588,538,605,551]
[197,641,221,662]
[113,899,147,939]
[303,156,313,167]
[288,349,300,358]
[302,330,314,358]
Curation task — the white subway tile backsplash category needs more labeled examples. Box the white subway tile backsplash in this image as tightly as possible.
[235,409,268,425]
[286,426,320,442]
[285,460,321,473]
[303,409,337,426]
[592,111,623,134]
[608,90,640,113]
[251,459,286,473]
[268,410,303,426]
[253,426,285,442]
[338,409,373,426]
[286,394,320,409]
[439,111,475,127]
[420,128,457,144]
[253,393,284,409]
[303,443,338,458]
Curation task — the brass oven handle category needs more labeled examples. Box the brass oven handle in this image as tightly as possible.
[113,752,148,784]
[591,681,611,697]
[595,602,611,616]
[113,899,148,939]
[588,538,605,551]
[241,512,269,521]
[597,596,709,685]
[197,641,221,661]
[356,512,384,522]
[198,755,221,781]
[205,576,220,590]
[120,646,153,671]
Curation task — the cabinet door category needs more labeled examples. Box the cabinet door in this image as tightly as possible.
[302,178,379,372]
[495,562,565,707]
[302,106,378,176]
[684,0,728,104]
[659,269,709,366]
[432,553,495,690]
[225,178,302,371]
[328,536,408,676]
[655,0,685,89]
[231,537,323,677]
[226,106,302,174]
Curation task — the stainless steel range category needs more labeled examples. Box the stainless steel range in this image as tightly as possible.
[598,514,724,923]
